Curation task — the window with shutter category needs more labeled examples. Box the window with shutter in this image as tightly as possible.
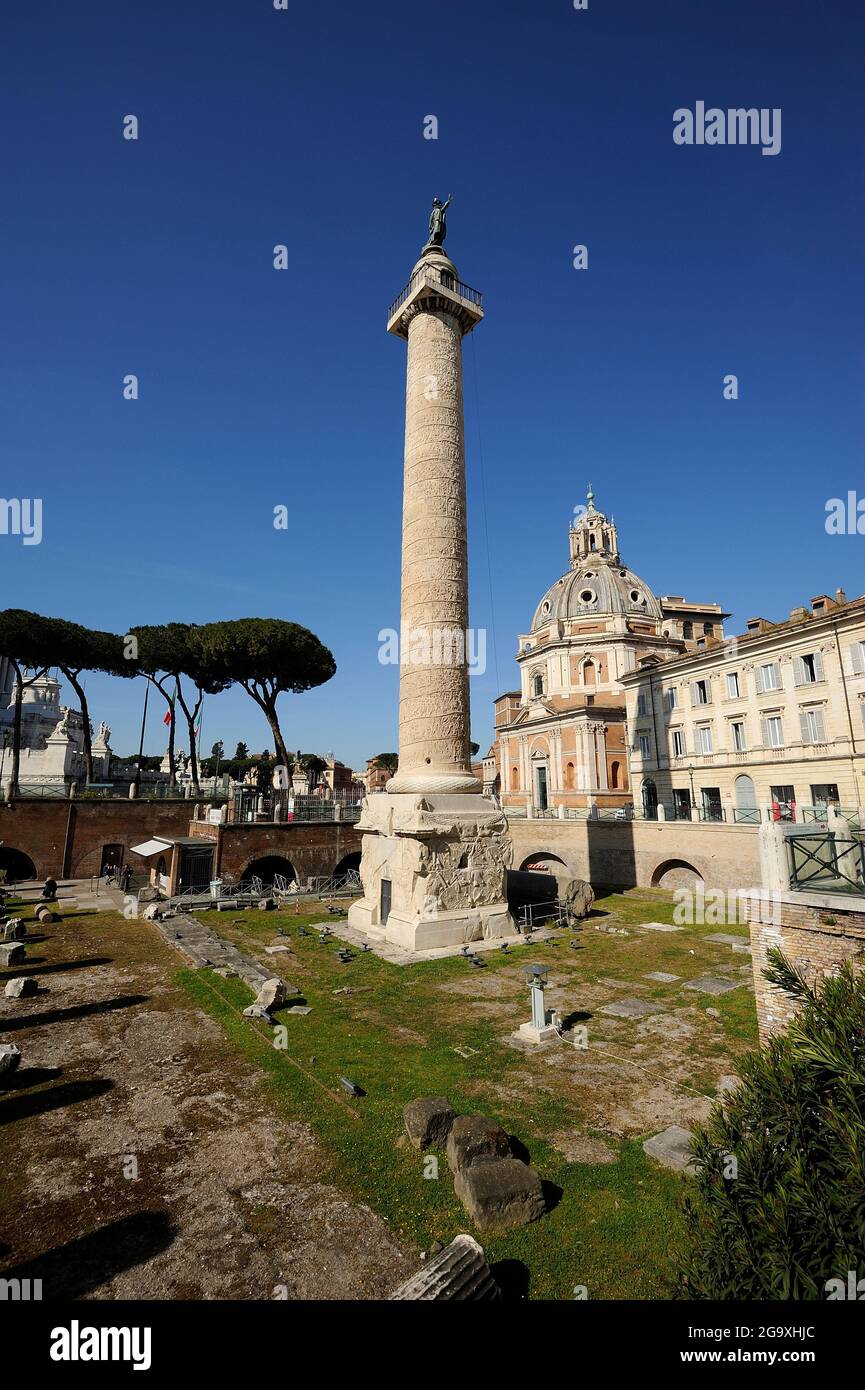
[793,656,805,686]
[848,643,865,676]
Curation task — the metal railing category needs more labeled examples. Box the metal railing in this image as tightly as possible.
[801,804,860,826]
[272,869,361,901]
[517,900,571,930]
[388,265,484,322]
[229,789,364,824]
[786,830,865,896]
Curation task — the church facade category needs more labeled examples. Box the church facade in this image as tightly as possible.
[490,491,727,816]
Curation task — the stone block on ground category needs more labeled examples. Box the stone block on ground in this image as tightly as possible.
[242,1003,274,1022]
[253,977,292,1012]
[389,1234,500,1300]
[0,1043,22,1079]
[643,1125,696,1174]
[644,971,680,983]
[0,942,25,967]
[453,1156,545,1231]
[705,933,750,947]
[639,921,683,933]
[403,1097,456,1150]
[447,1115,511,1174]
[684,976,740,996]
[5,977,38,998]
[559,878,595,920]
[2,919,27,940]
[600,997,664,1020]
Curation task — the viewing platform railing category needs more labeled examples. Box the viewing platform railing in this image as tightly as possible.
[388,266,484,322]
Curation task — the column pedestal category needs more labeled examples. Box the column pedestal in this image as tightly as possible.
[348,792,516,950]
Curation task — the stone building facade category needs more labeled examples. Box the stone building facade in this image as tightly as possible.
[0,661,112,792]
[622,588,865,823]
[491,491,726,815]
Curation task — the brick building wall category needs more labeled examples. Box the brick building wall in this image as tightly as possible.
[0,800,361,885]
[742,890,865,1043]
[0,799,193,879]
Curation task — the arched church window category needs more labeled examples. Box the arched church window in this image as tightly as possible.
[583,659,596,685]
[532,672,545,697]
[510,765,519,791]
[610,760,620,788]
[564,761,575,789]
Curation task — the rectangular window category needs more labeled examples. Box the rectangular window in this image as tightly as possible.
[731,720,746,751]
[726,671,740,698]
[692,679,710,706]
[703,622,714,636]
[638,735,651,759]
[811,782,839,806]
[800,706,826,744]
[696,725,713,754]
[636,693,647,716]
[672,729,685,757]
[794,652,823,686]
[757,662,781,693]
[762,715,784,748]
[667,687,678,711]
[771,785,797,821]
[847,641,865,676]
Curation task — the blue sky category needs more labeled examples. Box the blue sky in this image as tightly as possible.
[2,0,863,765]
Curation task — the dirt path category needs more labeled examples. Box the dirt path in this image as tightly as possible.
[0,901,412,1300]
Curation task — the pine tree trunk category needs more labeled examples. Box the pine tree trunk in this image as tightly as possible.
[265,708,290,772]
[8,663,23,800]
[65,670,93,785]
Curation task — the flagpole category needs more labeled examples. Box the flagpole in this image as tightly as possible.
[134,679,149,793]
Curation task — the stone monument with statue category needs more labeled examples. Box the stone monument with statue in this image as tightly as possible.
[348,202,516,950]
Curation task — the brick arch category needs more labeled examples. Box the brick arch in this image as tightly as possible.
[0,846,38,881]
[518,850,571,874]
[241,855,297,886]
[650,857,704,889]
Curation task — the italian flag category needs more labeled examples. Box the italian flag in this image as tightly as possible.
[163,693,175,727]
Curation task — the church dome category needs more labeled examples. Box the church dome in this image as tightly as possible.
[531,560,662,630]
[529,487,662,631]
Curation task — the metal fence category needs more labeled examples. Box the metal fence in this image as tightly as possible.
[517,900,571,930]
[228,789,363,824]
[786,829,865,895]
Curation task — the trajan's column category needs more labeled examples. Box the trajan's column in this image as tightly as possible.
[348,200,515,950]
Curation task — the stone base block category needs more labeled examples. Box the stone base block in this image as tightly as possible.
[349,790,516,952]
[453,1157,546,1231]
[517,1021,560,1046]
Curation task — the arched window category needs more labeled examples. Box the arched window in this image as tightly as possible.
[683,621,694,640]
[610,760,620,789]
[564,761,575,789]
[532,671,545,697]
[583,659,596,686]
[510,765,520,791]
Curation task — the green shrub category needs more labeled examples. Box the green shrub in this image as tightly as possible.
[677,947,865,1299]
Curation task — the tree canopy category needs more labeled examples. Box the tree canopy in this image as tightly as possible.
[197,619,336,769]
[676,948,865,1299]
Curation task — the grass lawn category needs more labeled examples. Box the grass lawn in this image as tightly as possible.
[177,887,760,1299]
